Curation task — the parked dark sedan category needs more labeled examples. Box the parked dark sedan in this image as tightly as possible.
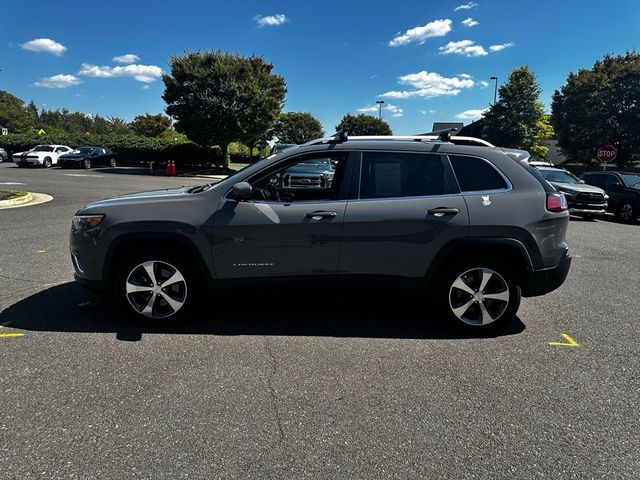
[59,147,117,169]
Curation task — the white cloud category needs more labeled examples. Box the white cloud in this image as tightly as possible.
[454,2,478,11]
[141,85,150,90]
[380,70,475,99]
[78,63,163,82]
[480,80,490,88]
[357,103,404,117]
[421,109,437,115]
[33,74,82,88]
[461,17,479,27]
[112,53,141,64]
[389,19,452,47]
[20,38,67,56]
[455,108,488,120]
[459,73,473,79]
[489,42,514,52]
[439,40,488,57]
[255,14,288,27]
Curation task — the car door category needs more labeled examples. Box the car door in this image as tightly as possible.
[339,150,469,277]
[600,173,624,210]
[212,152,354,279]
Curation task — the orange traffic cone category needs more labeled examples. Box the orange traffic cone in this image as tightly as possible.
[147,161,154,175]
[166,160,172,176]
[171,160,177,176]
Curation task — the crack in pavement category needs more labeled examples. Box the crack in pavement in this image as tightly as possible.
[263,337,285,445]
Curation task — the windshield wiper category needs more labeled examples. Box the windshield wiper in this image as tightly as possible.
[187,183,214,194]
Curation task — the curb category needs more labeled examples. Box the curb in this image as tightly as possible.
[0,192,33,207]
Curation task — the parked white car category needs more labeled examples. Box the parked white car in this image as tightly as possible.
[13,145,73,168]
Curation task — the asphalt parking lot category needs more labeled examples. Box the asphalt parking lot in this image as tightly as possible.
[0,162,638,479]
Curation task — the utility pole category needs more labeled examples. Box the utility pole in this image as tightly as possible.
[490,76,498,104]
[376,100,385,120]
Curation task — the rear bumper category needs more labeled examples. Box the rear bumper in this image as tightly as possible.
[522,248,572,297]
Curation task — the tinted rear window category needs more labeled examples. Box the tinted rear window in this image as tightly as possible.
[449,155,508,192]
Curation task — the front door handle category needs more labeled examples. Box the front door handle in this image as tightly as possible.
[427,207,460,217]
[305,211,338,219]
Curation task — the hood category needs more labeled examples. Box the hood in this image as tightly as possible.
[550,182,606,194]
[80,187,192,211]
[60,153,88,160]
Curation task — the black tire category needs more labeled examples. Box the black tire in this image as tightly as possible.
[437,255,521,332]
[43,157,52,168]
[616,201,636,223]
[83,158,92,169]
[109,158,117,168]
[114,248,202,324]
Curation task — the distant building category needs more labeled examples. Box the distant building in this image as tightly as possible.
[431,122,463,132]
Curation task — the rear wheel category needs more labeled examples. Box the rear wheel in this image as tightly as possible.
[616,201,636,223]
[83,158,92,169]
[43,157,52,168]
[439,256,521,331]
[115,249,200,323]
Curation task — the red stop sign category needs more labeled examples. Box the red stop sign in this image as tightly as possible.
[597,145,617,163]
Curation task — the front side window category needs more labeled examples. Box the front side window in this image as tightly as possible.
[250,154,345,202]
[449,155,508,192]
[32,145,54,152]
[621,174,640,189]
[583,173,604,188]
[359,152,448,199]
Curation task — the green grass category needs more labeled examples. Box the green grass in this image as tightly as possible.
[0,190,28,201]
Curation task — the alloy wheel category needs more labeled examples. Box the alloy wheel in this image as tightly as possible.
[620,203,633,222]
[449,268,510,326]
[110,158,117,167]
[84,159,92,169]
[125,260,188,319]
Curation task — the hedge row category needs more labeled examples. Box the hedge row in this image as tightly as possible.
[0,133,225,166]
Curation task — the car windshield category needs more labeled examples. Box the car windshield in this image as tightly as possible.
[32,145,54,152]
[72,147,95,154]
[621,174,640,188]
[539,169,580,184]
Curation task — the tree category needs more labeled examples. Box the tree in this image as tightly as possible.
[551,52,640,166]
[105,116,132,135]
[163,51,286,166]
[0,90,34,133]
[272,112,324,144]
[336,114,392,136]
[130,113,172,137]
[482,66,548,155]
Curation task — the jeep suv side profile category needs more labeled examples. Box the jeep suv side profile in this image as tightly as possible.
[70,133,572,330]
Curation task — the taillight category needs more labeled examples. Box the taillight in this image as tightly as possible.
[546,193,568,212]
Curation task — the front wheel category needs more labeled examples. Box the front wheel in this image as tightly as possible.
[83,158,92,169]
[439,256,521,331]
[115,250,200,322]
[616,201,636,223]
[43,157,52,168]
[109,158,117,167]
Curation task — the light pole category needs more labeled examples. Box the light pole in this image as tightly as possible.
[490,76,498,104]
[376,100,385,120]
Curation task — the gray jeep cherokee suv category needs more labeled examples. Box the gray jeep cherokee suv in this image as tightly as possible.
[70,132,572,330]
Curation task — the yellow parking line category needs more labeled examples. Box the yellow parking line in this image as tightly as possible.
[548,333,579,347]
[0,333,24,338]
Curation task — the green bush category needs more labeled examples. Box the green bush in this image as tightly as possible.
[0,133,224,167]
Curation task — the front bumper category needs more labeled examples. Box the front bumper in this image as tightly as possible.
[567,200,607,215]
[523,247,572,297]
[13,157,43,165]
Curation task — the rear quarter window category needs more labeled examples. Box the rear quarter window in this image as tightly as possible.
[449,155,508,192]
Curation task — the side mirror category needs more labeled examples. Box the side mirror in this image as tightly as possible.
[579,179,585,184]
[612,182,623,190]
[232,182,253,201]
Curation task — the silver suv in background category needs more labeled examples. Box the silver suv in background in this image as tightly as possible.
[70,131,572,331]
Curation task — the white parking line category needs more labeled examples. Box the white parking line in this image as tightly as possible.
[64,174,103,178]
[0,182,26,185]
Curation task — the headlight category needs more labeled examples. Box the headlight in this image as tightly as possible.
[72,214,104,230]
[604,194,609,200]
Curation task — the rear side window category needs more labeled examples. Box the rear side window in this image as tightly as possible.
[583,173,604,188]
[359,152,449,199]
[449,155,508,192]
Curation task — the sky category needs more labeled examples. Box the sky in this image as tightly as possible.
[1,0,639,135]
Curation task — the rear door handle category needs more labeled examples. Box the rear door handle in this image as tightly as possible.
[427,207,460,217]
[305,211,338,219]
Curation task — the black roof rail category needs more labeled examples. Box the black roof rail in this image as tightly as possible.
[418,127,458,142]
